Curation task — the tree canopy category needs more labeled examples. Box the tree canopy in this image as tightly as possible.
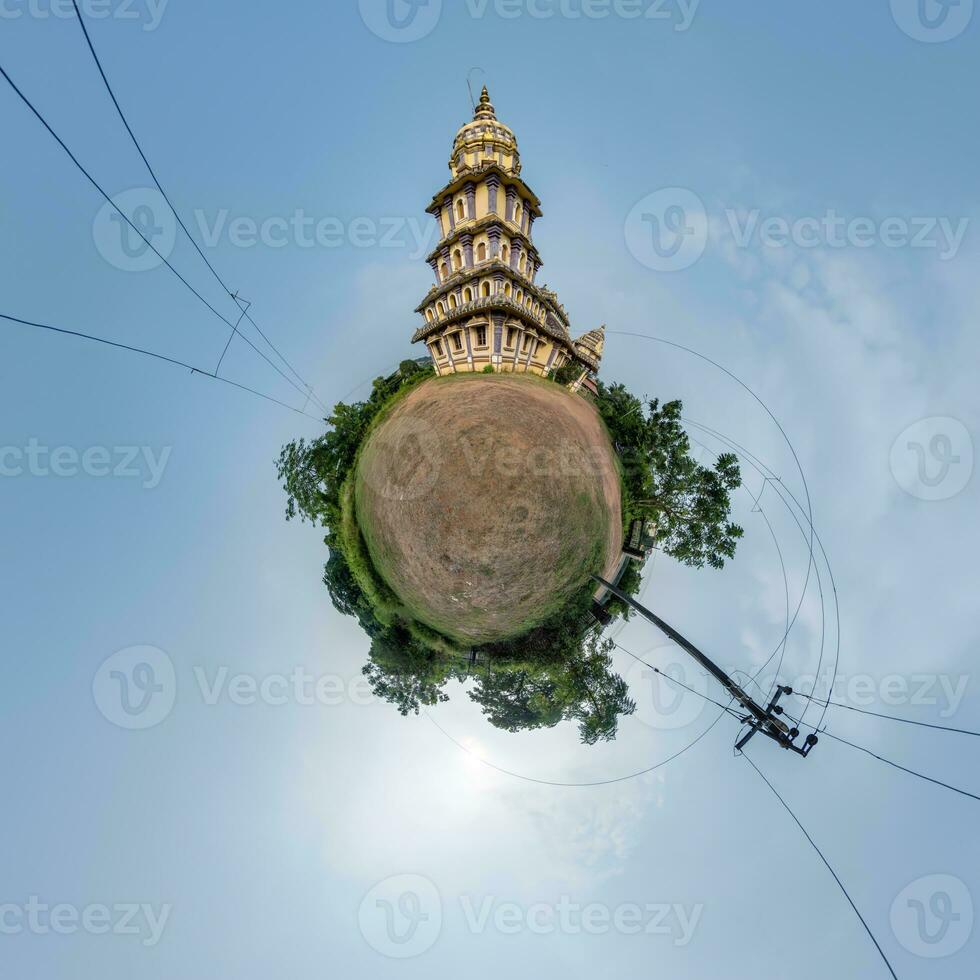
[595,383,743,570]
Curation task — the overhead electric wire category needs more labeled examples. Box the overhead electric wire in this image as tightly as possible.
[0,60,319,412]
[684,415,841,732]
[0,311,322,421]
[742,752,899,980]
[686,431,798,693]
[67,0,328,414]
[612,641,746,721]
[608,331,819,723]
[811,725,979,804]
[792,691,980,738]
[424,701,733,788]
[782,707,980,804]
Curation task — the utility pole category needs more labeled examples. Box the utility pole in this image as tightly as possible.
[593,576,818,758]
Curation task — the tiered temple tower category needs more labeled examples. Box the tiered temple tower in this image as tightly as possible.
[412,87,604,386]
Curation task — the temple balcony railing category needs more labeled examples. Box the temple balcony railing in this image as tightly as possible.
[412,293,568,345]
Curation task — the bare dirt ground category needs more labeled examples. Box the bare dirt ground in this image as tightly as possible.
[355,374,623,645]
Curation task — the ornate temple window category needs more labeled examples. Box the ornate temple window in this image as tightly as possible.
[506,327,517,348]
[452,331,464,352]
[440,262,448,280]
[437,301,445,315]
[433,338,444,356]
[504,283,512,297]
[501,243,510,264]
[475,325,487,347]
[426,309,434,322]
[452,249,462,271]
[481,281,490,297]
[477,242,487,262]
[463,287,473,303]
[449,294,458,309]
[456,199,465,221]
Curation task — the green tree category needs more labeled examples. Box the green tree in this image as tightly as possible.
[595,384,743,569]
[362,627,462,716]
[468,632,635,744]
[632,400,743,569]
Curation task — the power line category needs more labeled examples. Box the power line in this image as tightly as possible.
[67,0,328,414]
[741,752,899,980]
[0,59,317,410]
[424,701,732,788]
[612,641,745,721]
[793,691,980,738]
[811,726,980,804]
[684,418,840,730]
[0,311,321,421]
[608,331,820,723]
[782,705,980,803]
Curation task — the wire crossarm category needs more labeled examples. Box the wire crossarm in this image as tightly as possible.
[593,575,819,759]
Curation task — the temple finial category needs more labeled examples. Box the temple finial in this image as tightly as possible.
[474,85,496,120]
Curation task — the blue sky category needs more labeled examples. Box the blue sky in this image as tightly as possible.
[1,2,978,977]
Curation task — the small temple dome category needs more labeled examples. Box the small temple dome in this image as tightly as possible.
[574,325,606,363]
[450,87,521,178]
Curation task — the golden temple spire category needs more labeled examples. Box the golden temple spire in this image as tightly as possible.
[474,86,496,120]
